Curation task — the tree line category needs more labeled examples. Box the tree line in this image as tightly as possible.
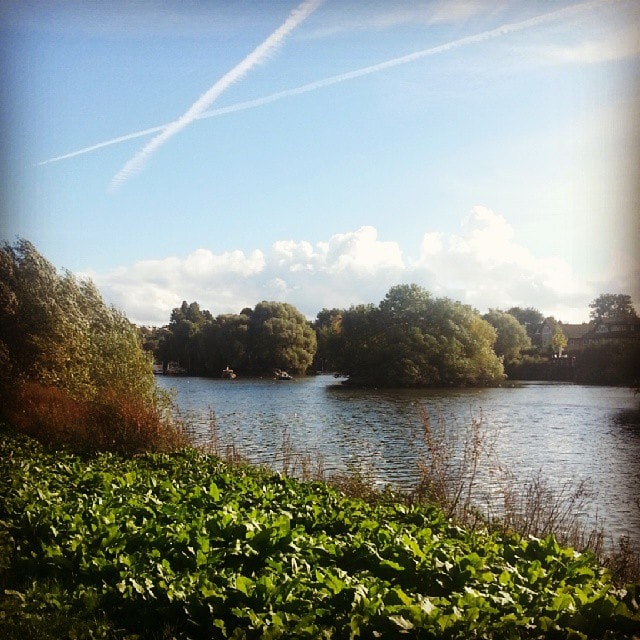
[147,285,519,387]
[145,300,317,377]
[146,286,638,387]
[2,239,636,392]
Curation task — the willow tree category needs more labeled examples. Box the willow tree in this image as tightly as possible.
[0,239,156,403]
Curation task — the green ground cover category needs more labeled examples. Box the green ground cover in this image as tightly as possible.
[1,432,638,639]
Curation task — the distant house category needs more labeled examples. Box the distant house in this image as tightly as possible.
[532,318,556,349]
[560,322,592,353]
[582,316,640,346]
[532,319,593,353]
[533,316,639,352]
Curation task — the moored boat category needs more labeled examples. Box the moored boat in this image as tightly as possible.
[222,366,237,379]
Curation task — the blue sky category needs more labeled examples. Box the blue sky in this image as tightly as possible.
[1,0,638,325]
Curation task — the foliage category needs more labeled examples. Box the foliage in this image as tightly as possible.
[161,301,213,372]
[574,341,640,385]
[313,308,344,372]
[0,240,185,456]
[320,285,505,387]
[551,325,568,357]
[506,306,544,340]
[3,382,187,456]
[589,293,638,321]
[482,310,531,364]
[1,432,638,639]
[153,301,316,376]
[247,301,317,375]
[0,239,157,404]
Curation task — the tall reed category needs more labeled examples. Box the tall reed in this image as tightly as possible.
[411,404,640,585]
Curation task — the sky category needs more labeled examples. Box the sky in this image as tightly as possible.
[1,0,639,326]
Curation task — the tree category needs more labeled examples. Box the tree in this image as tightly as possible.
[200,311,250,375]
[551,325,567,357]
[0,239,157,403]
[483,309,531,364]
[506,306,544,339]
[589,293,638,320]
[313,308,344,372]
[335,284,504,387]
[247,301,317,374]
[161,301,212,373]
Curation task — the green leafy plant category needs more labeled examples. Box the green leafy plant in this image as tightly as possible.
[1,432,638,639]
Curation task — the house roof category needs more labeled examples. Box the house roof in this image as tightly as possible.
[560,323,592,339]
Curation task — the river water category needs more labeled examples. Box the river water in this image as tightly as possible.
[157,375,640,549]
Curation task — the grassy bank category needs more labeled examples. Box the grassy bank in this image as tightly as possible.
[1,431,639,639]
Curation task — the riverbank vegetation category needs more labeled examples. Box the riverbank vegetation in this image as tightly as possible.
[150,300,317,378]
[150,284,507,387]
[0,239,184,455]
[2,430,639,639]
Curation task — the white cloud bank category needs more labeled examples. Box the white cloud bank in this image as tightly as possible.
[86,207,637,326]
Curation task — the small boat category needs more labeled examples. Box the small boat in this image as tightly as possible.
[274,369,293,380]
[165,361,187,375]
[153,362,164,375]
[222,366,237,379]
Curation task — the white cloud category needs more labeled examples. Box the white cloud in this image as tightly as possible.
[90,208,637,326]
[321,226,404,275]
[411,206,592,319]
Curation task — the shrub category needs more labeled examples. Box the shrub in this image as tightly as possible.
[4,381,187,456]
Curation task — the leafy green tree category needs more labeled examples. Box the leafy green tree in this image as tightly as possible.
[162,301,212,373]
[313,308,344,372]
[336,284,504,387]
[336,303,385,381]
[200,311,250,375]
[551,325,567,357]
[589,293,638,320]
[483,309,531,364]
[0,239,156,403]
[506,306,544,339]
[247,301,317,374]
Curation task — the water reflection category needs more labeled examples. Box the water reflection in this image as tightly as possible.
[613,407,640,433]
[158,376,640,549]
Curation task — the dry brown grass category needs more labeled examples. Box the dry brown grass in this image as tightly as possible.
[4,381,188,456]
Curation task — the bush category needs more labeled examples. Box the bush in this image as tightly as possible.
[4,382,187,456]
[0,239,157,403]
[575,341,640,385]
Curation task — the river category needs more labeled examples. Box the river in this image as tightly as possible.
[157,375,640,549]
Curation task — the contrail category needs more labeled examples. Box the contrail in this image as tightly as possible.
[109,0,323,189]
[40,0,612,170]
